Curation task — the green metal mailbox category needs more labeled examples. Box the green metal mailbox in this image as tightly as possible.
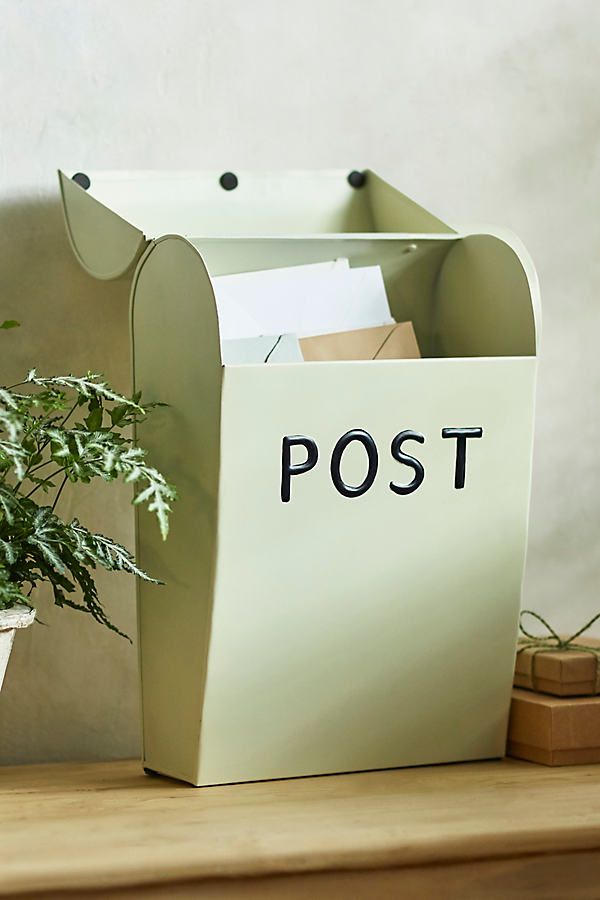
[60,169,539,785]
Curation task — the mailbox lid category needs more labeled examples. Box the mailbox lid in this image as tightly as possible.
[59,168,454,279]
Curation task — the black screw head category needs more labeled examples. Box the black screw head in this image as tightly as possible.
[72,172,91,190]
[219,172,238,191]
[347,170,366,189]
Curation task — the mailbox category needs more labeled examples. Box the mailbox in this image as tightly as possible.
[59,169,539,786]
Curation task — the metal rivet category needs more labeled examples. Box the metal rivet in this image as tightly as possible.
[219,172,238,191]
[347,170,366,189]
[72,172,91,190]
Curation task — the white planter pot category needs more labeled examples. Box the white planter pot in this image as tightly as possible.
[0,605,35,692]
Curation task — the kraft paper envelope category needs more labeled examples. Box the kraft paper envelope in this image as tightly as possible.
[211,258,393,340]
[300,322,420,361]
[221,334,303,365]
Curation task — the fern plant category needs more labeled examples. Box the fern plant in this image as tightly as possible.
[0,368,176,639]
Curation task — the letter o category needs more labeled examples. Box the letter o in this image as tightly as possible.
[330,429,378,498]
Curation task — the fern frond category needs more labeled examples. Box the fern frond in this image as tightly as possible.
[25,372,145,413]
[0,567,28,611]
[0,440,28,480]
[69,521,160,583]
[0,371,175,637]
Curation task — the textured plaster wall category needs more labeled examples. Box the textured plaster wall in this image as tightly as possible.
[0,0,599,764]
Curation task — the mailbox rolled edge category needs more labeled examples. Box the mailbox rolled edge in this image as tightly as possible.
[58,170,147,280]
[130,235,223,784]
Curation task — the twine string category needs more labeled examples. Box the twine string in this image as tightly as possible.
[518,609,600,658]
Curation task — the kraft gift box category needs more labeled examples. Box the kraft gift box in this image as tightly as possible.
[508,688,600,765]
[59,168,540,786]
[514,638,600,697]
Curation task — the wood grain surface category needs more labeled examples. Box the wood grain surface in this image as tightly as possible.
[1,757,600,897]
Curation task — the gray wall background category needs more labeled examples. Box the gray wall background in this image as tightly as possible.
[0,0,598,764]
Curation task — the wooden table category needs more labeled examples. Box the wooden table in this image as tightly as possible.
[1,758,600,898]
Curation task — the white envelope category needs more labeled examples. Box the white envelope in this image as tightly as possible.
[221,334,303,365]
[212,258,392,341]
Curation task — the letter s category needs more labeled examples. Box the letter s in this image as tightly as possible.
[390,430,425,495]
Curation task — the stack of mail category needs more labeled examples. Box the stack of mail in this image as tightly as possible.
[212,258,420,364]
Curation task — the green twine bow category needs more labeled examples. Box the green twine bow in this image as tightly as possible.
[518,609,600,656]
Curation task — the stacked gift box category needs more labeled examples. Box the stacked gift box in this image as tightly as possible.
[507,612,600,765]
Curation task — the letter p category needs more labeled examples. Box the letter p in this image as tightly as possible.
[281,435,319,502]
